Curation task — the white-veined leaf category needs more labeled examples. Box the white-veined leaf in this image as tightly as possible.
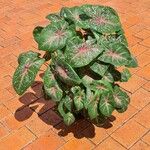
[13,51,45,95]
[65,37,104,67]
[43,66,63,102]
[99,92,114,117]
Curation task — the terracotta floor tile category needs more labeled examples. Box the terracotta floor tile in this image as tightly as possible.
[0,89,15,104]
[142,132,150,145]
[136,53,150,67]
[52,119,91,142]
[59,137,94,150]
[143,82,150,91]
[24,130,65,150]
[131,44,148,56]
[0,127,36,150]
[0,104,11,120]
[135,29,150,39]
[26,117,53,137]
[95,137,126,150]
[29,97,55,115]
[0,123,9,139]
[136,65,150,80]
[140,37,150,48]
[1,107,38,131]
[134,104,150,128]
[127,35,142,47]
[130,140,149,150]
[111,120,148,148]
[106,105,138,134]
[130,88,150,109]
[81,125,109,145]
[119,75,147,93]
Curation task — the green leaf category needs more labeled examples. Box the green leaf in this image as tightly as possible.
[33,26,44,43]
[99,92,114,117]
[64,112,75,126]
[43,66,63,102]
[112,86,130,109]
[94,32,128,47]
[82,75,94,87]
[84,87,94,109]
[116,106,128,113]
[37,20,75,52]
[46,13,63,22]
[102,71,114,83]
[80,5,121,33]
[98,42,131,66]
[121,68,131,82]
[60,6,84,25]
[90,80,113,93]
[87,91,100,120]
[71,86,85,111]
[64,95,73,112]
[13,51,45,95]
[52,57,81,85]
[88,101,99,120]
[90,61,109,76]
[58,99,75,126]
[125,55,138,68]
[65,37,104,67]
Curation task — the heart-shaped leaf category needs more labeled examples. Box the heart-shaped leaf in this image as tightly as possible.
[60,6,85,25]
[99,92,114,117]
[71,86,85,111]
[65,37,104,67]
[90,80,113,93]
[33,26,44,43]
[80,5,121,33]
[98,42,131,66]
[46,13,63,22]
[52,57,81,85]
[64,112,75,126]
[87,91,100,119]
[121,68,131,82]
[43,66,63,102]
[112,86,130,109]
[90,61,109,76]
[125,55,138,68]
[13,51,45,95]
[37,20,75,52]
[58,99,75,126]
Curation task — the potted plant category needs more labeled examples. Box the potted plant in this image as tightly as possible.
[13,4,137,126]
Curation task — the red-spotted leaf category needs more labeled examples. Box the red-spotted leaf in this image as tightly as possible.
[43,66,63,102]
[13,51,45,95]
[52,58,81,85]
[80,4,121,33]
[99,92,114,117]
[37,20,75,52]
[98,42,131,66]
[65,37,104,67]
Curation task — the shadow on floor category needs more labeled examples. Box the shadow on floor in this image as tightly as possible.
[14,80,116,139]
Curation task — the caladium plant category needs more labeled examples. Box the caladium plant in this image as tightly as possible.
[13,4,137,126]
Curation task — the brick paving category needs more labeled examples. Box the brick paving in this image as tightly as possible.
[0,0,150,149]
